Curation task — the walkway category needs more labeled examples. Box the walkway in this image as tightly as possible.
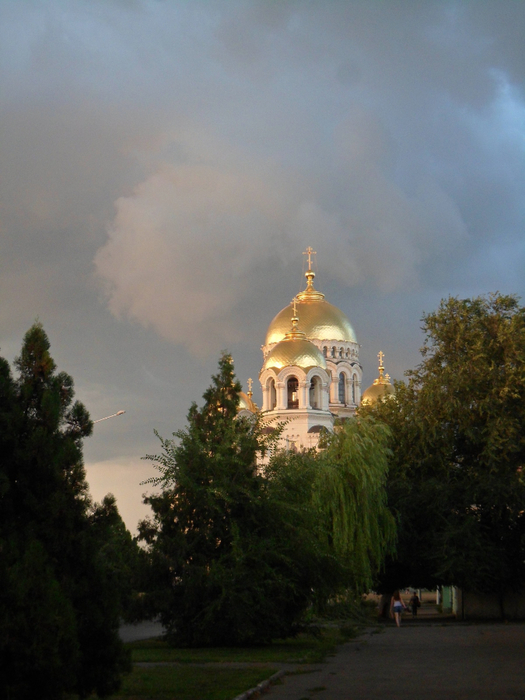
[263,622,525,700]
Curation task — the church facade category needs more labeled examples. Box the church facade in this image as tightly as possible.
[257,249,362,450]
[240,249,393,451]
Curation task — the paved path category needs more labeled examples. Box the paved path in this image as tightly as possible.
[119,619,164,642]
[264,623,525,700]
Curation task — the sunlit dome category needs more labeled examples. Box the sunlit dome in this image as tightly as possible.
[265,267,357,346]
[361,351,395,405]
[262,336,327,373]
[238,391,258,413]
[262,303,327,372]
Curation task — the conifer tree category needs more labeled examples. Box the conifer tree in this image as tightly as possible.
[0,323,130,699]
[140,353,337,645]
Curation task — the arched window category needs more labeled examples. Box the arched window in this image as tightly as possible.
[287,376,299,409]
[338,372,346,404]
[310,376,320,409]
[323,346,327,358]
[339,347,344,358]
[268,378,277,410]
[351,374,356,404]
[332,346,336,358]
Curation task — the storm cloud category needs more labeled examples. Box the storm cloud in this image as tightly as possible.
[1,0,524,530]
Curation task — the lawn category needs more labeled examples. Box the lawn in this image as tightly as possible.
[127,625,356,664]
[112,665,279,700]
[102,625,358,700]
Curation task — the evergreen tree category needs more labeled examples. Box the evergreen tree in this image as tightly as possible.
[89,494,149,623]
[140,354,336,645]
[0,323,130,699]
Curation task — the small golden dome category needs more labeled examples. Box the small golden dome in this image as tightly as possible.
[238,391,258,414]
[361,351,395,405]
[262,337,327,372]
[361,382,395,405]
[265,266,356,346]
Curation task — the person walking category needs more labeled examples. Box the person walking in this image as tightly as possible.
[390,591,407,627]
[409,591,421,617]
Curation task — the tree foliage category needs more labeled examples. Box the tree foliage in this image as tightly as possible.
[140,354,395,645]
[363,294,525,599]
[315,417,396,592]
[139,353,314,645]
[0,323,130,699]
[89,493,148,623]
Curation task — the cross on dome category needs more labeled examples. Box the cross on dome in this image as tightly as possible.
[286,296,305,338]
[377,351,385,380]
[303,246,316,270]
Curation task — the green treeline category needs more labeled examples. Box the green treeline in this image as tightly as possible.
[363,294,525,603]
[138,353,396,646]
[2,292,525,695]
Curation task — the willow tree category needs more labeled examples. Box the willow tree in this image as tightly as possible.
[266,415,396,600]
[315,416,396,592]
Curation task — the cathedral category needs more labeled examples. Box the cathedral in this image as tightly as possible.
[238,248,394,450]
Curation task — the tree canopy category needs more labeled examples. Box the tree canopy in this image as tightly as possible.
[0,323,130,699]
[140,354,396,645]
[363,294,525,601]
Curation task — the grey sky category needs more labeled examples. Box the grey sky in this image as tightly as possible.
[1,0,524,532]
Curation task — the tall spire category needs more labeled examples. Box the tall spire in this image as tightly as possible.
[297,246,325,301]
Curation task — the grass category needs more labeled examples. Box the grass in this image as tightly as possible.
[100,625,358,700]
[111,665,278,700]
[127,625,356,665]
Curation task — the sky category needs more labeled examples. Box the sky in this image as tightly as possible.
[1,0,524,533]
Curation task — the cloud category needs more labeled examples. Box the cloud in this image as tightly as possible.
[94,108,470,353]
[2,0,525,533]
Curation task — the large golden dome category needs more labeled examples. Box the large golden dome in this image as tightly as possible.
[265,268,356,346]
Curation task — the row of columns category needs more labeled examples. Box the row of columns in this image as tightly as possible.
[262,374,360,411]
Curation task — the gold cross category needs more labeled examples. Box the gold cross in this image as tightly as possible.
[303,246,316,269]
[247,377,253,397]
[378,350,384,368]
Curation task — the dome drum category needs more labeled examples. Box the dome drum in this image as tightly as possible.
[260,367,330,412]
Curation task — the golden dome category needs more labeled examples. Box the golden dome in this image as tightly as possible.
[262,336,327,373]
[265,267,356,346]
[262,296,327,373]
[361,351,395,405]
[361,381,395,405]
[238,391,258,413]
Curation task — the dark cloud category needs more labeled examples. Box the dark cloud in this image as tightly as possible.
[1,0,524,531]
